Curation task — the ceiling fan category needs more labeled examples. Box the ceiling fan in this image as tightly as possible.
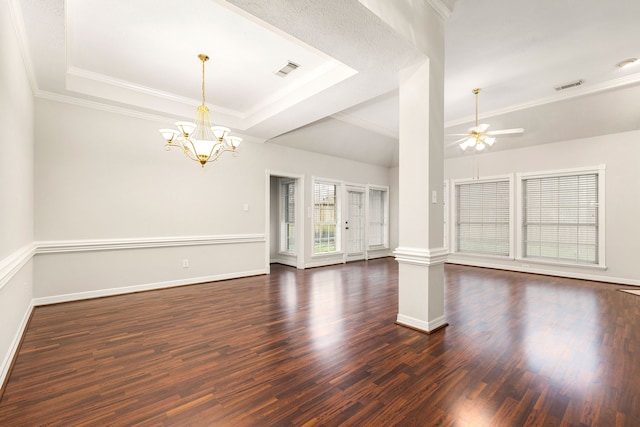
[448,88,524,151]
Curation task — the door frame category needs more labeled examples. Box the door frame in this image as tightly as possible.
[344,184,367,263]
[265,170,305,272]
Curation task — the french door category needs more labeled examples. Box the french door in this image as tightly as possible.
[345,186,366,262]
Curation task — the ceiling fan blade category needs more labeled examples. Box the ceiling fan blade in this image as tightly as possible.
[474,123,490,133]
[486,128,524,136]
[446,136,470,147]
[446,133,470,137]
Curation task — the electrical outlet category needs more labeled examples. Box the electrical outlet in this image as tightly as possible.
[183,259,189,268]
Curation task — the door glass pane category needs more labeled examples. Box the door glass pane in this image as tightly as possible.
[347,191,365,255]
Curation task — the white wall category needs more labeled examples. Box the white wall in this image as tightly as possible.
[445,130,640,285]
[32,98,391,300]
[0,0,34,387]
[34,100,266,241]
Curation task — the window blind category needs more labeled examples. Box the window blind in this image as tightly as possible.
[523,173,598,264]
[368,189,387,247]
[456,180,510,256]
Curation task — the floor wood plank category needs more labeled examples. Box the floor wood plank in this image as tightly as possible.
[1,259,639,426]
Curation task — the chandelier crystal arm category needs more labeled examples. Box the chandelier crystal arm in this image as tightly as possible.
[182,144,199,162]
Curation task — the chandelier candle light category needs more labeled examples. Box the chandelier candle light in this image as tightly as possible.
[159,54,242,167]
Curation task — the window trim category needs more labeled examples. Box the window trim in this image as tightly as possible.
[443,180,449,251]
[311,177,342,257]
[451,174,515,259]
[515,164,606,269]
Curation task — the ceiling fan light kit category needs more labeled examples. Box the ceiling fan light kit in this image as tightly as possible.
[453,88,523,152]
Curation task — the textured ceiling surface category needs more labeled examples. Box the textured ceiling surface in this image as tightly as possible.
[13,0,640,166]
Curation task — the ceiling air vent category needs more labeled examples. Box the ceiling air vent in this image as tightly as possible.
[554,79,584,91]
[274,61,300,77]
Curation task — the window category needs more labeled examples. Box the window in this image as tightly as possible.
[279,179,296,253]
[313,181,339,254]
[522,170,601,265]
[455,179,511,257]
[368,187,388,248]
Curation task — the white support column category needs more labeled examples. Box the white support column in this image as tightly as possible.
[358,0,452,333]
[395,56,447,333]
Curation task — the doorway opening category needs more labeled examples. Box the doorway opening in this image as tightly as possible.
[267,172,304,271]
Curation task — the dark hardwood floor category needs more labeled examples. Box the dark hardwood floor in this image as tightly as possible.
[1,259,639,426]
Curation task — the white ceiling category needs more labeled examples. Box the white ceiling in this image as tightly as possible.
[14,0,640,167]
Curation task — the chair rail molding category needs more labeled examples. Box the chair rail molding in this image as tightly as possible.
[35,234,265,254]
[0,243,36,291]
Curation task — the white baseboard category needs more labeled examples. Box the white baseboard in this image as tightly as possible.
[396,314,447,333]
[270,257,297,268]
[446,258,640,287]
[367,250,391,260]
[0,300,33,389]
[305,258,345,269]
[33,269,268,306]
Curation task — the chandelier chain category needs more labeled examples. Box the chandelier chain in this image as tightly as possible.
[201,55,206,107]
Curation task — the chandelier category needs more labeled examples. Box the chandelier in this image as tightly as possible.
[159,54,242,167]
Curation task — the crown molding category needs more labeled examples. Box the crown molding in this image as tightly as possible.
[34,90,266,144]
[35,90,177,124]
[7,0,39,95]
[66,67,246,119]
[445,72,640,128]
[332,112,398,139]
[424,0,453,20]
